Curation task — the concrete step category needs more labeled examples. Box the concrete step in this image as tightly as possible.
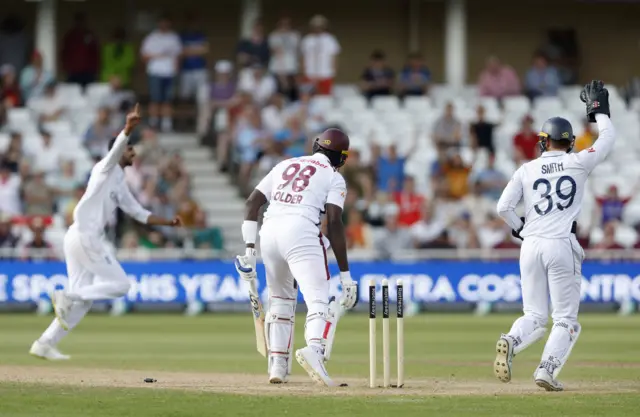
[159,134,200,149]
[192,175,235,189]
[194,187,240,202]
[184,164,227,177]
[181,148,213,161]
[201,201,245,212]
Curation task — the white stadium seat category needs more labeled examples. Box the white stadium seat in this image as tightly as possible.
[371,95,400,112]
[502,96,530,116]
[337,95,367,112]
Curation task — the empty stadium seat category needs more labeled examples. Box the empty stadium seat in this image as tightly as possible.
[371,96,400,112]
[337,95,368,112]
[502,96,531,116]
[86,82,111,104]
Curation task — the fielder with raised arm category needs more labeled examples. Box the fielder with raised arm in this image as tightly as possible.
[235,128,358,386]
[494,81,614,391]
[30,104,183,360]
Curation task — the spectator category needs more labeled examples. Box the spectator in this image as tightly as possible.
[477,56,521,98]
[61,13,99,87]
[141,15,182,132]
[595,185,632,226]
[513,115,539,163]
[23,170,54,215]
[300,15,340,96]
[360,50,395,100]
[30,82,65,122]
[525,52,560,99]
[268,16,300,100]
[236,20,270,68]
[101,27,135,86]
[238,62,277,106]
[210,60,237,108]
[593,221,625,250]
[3,132,26,173]
[287,83,325,133]
[363,191,398,228]
[440,151,471,200]
[0,213,19,257]
[48,160,78,213]
[32,130,62,177]
[477,214,509,248]
[374,213,412,259]
[179,13,209,101]
[575,119,597,152]
[1,64,21,108]
[63,185,85,227]
[150,192,177,241]
[100,76,136,126]
[372,144,408,193]
[262,93,287,134]
[433,102,462,151]
[84,107,117,158]
[216,91,253,170]
[473,154,508,201]
[137,126,166,169]
[410,202,446,248]
[19,50,54,102]
[398,52,431,97]
[0,160,21,215]
[0,16,29,74]
[273,116,307,158]
[394,176,424,227]
[346,208,370,249]
[176,195,200,228]
[235,105,266,195]
[341,149,374,201]
[448,212,480,249]
[494,233,521,249]
[20,217,55,261]
[192,210,224,250]
[469,105,496,155]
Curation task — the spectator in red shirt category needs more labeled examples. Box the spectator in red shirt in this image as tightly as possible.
[62,13,99,87]
[394,176,424,227]
[513,114,539,163]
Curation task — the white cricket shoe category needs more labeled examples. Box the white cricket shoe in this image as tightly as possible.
[295,346,335,387]
[494,334,515,383]
[534,364,564,392]
[51,290,72,331]
[29,340,70,361]
[269,356,288,384]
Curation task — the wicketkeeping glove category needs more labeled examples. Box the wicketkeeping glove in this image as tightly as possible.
[512,217,525,241]
[234,248,257,281]
[580,79,610,122]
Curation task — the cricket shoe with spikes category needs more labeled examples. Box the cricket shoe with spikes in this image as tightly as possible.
[29,340,70,361]
[494,334,515,383]
[269,356,289,384]
[296,346,336,387]
[534,359,564,391]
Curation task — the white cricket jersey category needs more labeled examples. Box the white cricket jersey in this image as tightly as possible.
[255,153,347,225]
[497,114,616,239]
[73,131,151,236]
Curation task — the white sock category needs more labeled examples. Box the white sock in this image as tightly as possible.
[67,281,129,301]
[508,315,543,347]
[39,301,92,345]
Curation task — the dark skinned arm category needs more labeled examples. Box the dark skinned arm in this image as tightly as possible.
[325,203,349,273]
[244,189,268,249]
[147,214,183,227]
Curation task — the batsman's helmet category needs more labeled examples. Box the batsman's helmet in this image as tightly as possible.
[538,117,575,154]
[312,128,350,168]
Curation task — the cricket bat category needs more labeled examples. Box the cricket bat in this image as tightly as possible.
[248,278,268,357]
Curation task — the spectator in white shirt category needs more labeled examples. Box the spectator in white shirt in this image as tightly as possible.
[261,93,287,134]
[238,63,277,106]
[268,16,300,100]
[29,82,65,122]
[32,130,62,177]
[300,15,340,96]
[141,16,182,132]
[0,161,21,215]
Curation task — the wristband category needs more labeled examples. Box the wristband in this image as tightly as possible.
[241,220,258,245]
[340,271,352,282]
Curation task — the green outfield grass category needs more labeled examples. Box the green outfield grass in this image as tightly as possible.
[1,313,639,416]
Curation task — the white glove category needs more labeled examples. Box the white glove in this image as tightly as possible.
[234,248,257,281]
[339,271,358,310]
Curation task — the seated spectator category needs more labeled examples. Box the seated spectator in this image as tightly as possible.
[139,229,169,249]
[200,60,237,137]
[273,116,307,158]
[262,93,287,134]
[20,217,55,261]
[394,176,424,227]
[29,82,65,122]
[360,49,395,100]
[595,185,632,226]
[525,52,560,99]
[236,20,270,69]
[0,213,19,258]
[513,115,539,163]
[0,161,21,215]
[342,149,374,201]
[477,214,508,248]
[346,208,370,249]
[100,76,136,126]
[473,154,507,201]
[3,131,27,173]
[470,105,496,155]
[363,191,398,228]
[192,210,224,250]
[23,170,54,215]
[575,119,597,152]
[410,202,446,248]
[373,143,415,193]
[32,130,62,177]
[374,213,412,259]
[433,102,462,151]
[47,160,78,212]
[121,230,141,250]
[238,62,276,106]
[592,221,624,250]
[448,212,480,249]
[19,50,54,101]
[287,84,325,133]
[150,192,177,241]
[493,233,521,250]
[137,126,166,169]
[477,56,521,98]
[440,151,471,200]
[63,185,85,227]
[235,105,266,195]
[398,52,431,97]
[84,107,118,158]
[1,64,22,108]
